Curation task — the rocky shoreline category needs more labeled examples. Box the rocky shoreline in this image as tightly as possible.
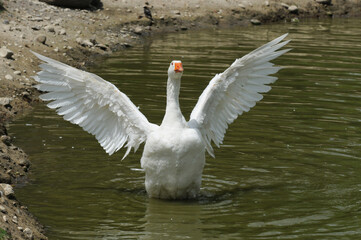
[0,0,360,239]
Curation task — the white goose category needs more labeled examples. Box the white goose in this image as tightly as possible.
[32,34,290,199]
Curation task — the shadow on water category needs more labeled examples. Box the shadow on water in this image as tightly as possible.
[199,183,284,204]
[79,179,282,203]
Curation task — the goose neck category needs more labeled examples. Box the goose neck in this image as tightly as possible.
[162,76,184,126]
[167,76,181,107]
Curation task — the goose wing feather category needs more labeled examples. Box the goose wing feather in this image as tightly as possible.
[189,34,290,156]
[32,51,158,158]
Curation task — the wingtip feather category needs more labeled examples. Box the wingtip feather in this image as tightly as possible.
[274,33,289,43]
[30,50,47,62]
[122,146,132,160]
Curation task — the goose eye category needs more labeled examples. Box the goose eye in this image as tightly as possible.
[171,63,173,65]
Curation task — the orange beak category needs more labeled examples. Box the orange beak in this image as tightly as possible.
[174,62,183,73]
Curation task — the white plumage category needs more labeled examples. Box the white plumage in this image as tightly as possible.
[32,34,290,199]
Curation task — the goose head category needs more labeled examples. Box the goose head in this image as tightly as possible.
[168,60,183,79]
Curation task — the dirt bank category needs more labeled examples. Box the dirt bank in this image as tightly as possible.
[0,0,360,239]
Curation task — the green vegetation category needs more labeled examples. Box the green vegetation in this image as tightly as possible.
[0,228,9,240]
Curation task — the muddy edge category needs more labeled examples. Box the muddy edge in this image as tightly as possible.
[0,0,360,239]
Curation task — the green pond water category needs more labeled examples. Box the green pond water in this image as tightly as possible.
[9,18,361,239]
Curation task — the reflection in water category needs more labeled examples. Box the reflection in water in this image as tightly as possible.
[142,199,202,240]
[8,18,361,239]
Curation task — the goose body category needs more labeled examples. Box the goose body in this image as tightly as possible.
[142,124,205,199]
[32,34,290,199]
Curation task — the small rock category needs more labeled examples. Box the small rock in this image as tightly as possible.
[2,215,7,223]
[54,19,62,26]
[31,26,41,31]
[81,39,94,48]
[17,155,30,167]
[134,26,143,35]
[281,3,289,9]
[316,0,331,5]
[35,35,47,44]
[3,20,10,25]
[38,0,93,8]
[180,26,188,31]
[95,44,107,51]
[5,74,13,81]
[31,17,43,22]
[326,11,333,16]
[54,47,59,52]
[291,17,300,23]
[23,228,33,239]
[288,5,298,13]
[0,205,6,214]
[76,37,83,44]
[0,184,15,199]
[12,215,18,224]
[44,25,55,32]
[250,19,261,25]
[0,47,14,59]
[174,10,181,15]
[58,29,66,35]
[121,43,132,48]
[0,135,12,146]
[14,70,21,75]
[265,1,270,6]
[89,37,97,45]
[231,8,241,14]
[21,91,31,99]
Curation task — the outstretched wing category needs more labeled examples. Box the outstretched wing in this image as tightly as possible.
[189,34,290,157]
[32,51,158,158]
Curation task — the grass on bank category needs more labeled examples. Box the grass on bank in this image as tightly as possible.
[0,228,9,240]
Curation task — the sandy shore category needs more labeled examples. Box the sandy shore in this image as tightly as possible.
[0,0,360,239]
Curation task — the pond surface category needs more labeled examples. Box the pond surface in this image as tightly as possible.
[9,18,361,239]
